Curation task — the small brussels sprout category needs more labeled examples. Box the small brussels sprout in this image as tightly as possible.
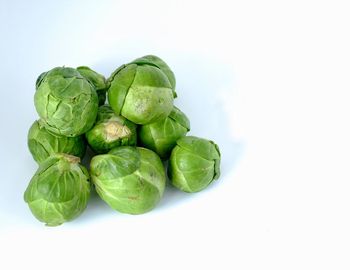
[131,55,177,97]
[138,106,190,159]
[28,120,86,163]
[34,67,99,137]
[24,154,90,226]
[90,146,166,214]
[107,56,174,124]
[168,136,221,193]
[77,66,108,105]
[85,105,137,153]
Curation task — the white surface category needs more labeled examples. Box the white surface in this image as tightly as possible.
[1,0,350,269]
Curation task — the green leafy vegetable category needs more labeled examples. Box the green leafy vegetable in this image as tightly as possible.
[34,67,98,137]
[138,106,190,159]
[168,136,221,192]
[24,154,90,226]
[86,105,137,153]
[90,146,166,214]
[107,56,174,124]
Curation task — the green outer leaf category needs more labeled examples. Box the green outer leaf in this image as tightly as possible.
[168,106,190,130]
[46,66,81,78]
[138,124,157,153]
[108,64,136,115]
[28,120,86,163]
[120,65,173,124]
[34,67,99,137]
[85,105,137,153]
[35,71,47,89]
[176,136,220,161]
[77,66,108,105]
[138,147,166,195]
[138,106,190,159]
[131,55,176,97]
[90,146,166,214]
[90,147,140,180]
[77,66,107,91]
[168,147,191,191]
[23,154,90,226]
[168,136,221,193]
[168,146,214,192]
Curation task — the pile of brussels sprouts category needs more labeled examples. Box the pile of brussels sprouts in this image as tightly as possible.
[24,55,221,226]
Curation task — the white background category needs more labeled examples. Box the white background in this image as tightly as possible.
[0,0,349,269]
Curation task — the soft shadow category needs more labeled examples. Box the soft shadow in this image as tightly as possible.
[81,145,94,169]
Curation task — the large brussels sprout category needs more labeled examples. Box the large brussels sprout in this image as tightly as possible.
[131,55,177,97]
[34,67,99,137]
[85,105,137,153]
[28,120,86,163]
[138,106,190,159]
[168,136,221,193]
[77,66,108,105]
[107,56,174,124]
[24,154,90,226]
[90,146,166,214]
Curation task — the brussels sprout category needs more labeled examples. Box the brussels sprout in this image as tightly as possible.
[85,105,137,153]
[107,57,174,124]
[168,136,221,193]
[24,154,90,226]
[138,106,190,159]
[77,66,108,105]
[131,55,177,97]
[90,146,166,214]
[28,120,86,163]
[34,67,99,137]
